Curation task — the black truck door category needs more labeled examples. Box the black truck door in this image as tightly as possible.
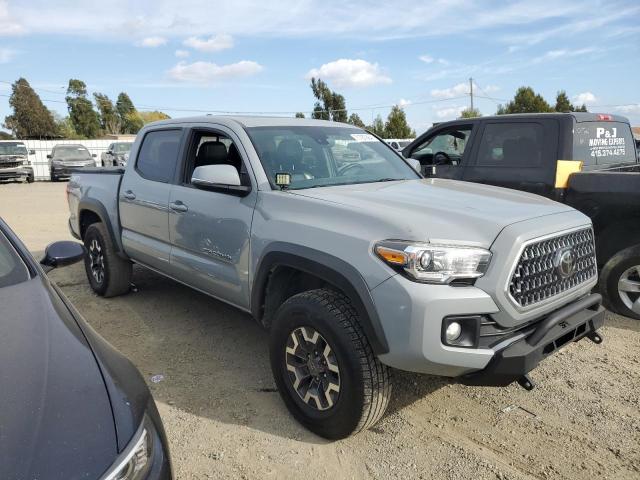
[404,123,477,180]
[462,118,558,198]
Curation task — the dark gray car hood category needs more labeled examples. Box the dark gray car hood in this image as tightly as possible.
[0,277,116,479]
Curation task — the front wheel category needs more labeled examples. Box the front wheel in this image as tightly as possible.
[269,289,391,439]
[83,223,132,297]
[600,245,640,320]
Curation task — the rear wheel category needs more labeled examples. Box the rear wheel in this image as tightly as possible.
[83,223,132,297]
[269,288,391,439]
[600,245,640,320]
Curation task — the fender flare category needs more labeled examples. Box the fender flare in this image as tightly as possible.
[251,242,389,355]
[77,199,125,255]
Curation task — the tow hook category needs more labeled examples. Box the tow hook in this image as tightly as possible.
[516,374,535,391]
[586,331,603,344]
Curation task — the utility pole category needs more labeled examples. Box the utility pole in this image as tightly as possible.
[469,77,474,111]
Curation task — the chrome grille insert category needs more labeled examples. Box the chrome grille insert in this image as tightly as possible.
[509,228,597,308]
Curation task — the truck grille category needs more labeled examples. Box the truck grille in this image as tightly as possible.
[0,162,21,168]
[509,228,597,308]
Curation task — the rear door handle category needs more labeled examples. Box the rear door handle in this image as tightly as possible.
[123,190,136,200]
[169,201,188,213]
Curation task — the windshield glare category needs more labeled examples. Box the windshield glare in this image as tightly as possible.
[0,143,28,156]
[246,126,419,190]
[54,146,91,159]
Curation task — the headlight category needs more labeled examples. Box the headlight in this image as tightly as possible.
[374,240,492,284]
[101,418,154,480]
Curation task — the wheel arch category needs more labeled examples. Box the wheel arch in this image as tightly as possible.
[596,217,640,266]
[78,199,123,254]
[251,243,389,355]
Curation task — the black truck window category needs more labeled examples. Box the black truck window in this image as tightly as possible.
[477,123,544,168]
[136,129,182,183]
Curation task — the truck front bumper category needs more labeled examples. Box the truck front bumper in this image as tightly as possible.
[0,166,32,181]
[371,274,604,380]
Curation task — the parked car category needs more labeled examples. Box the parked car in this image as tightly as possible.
[0,141,35,183]
[0,217,171,479]
[67,116,604,439]
[102,142,133,167]
[48,144,97,181]
[403,112,640,319]
[385,138,413,151]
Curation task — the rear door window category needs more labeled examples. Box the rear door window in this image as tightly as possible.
[573,122,636,165]
[476,123,544,167]
[136,129,182,182]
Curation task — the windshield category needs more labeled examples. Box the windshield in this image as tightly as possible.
[113,143,132,153]
[0,228,30,288]
[54,146,91,160]
[0,143,27,156]
[246,126,419,190]
[574,122,637,165]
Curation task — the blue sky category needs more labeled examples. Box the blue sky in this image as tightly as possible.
[0,0,639,135]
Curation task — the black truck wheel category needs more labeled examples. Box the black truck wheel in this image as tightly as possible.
[83,223,132,297]
[269,288,391,439]
[600,245,640,320]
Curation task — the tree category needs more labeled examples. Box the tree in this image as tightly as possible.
[116,92,138,133]
[295,112,305,118]
[0,131,13,140]
[3,78,58,138]
[347,113,366,128]
[66,79,100,138]
[496,86,553,114]
[138,111,171,124]
[459,107,482,118]
[554,91,573,113]
[93,93,121,134]
[310,78,348,122]
[384,106,415,138]
[367,115,386,137]
[52,112,82,139]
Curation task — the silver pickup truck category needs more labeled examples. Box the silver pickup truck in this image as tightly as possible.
[67,116,605,439]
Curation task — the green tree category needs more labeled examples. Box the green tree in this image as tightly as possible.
[138,110,171,124]
[295,112,305,118]
[124,111,144,133]
[459,107,482,118]
[3,78,58,138]
[52,112,82,139]
[554,91,573,113]
[367,114,386,137]
[116,92,138,133]
[66,79,100,138]
[384,106,415,138]
[0,131,14,140]
[575,104,588,112]
[496,86,553,114]
[310,78,348,122]
[93,93,121,134]
[347,113,366,128]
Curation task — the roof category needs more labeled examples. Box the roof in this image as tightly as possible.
[432,112,630,129]
[145,115,353,129]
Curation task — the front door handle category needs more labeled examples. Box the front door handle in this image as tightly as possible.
[169,201,188,213]
[123,190,136,200]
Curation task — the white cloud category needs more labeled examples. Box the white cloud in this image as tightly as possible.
[137,36,167,47]
[167,60,263,84]
[533,47,599,63]
[398,98,411,108]
[615,104,640,114]
[434,106,465,119]
[306,59,391,88]
[573,92,597,105]
[183,34,233,52]
[175,49,190,58]
[419,54,434,64]
[0,47,15,63]
[431,82,470,99]
[0,0,25,35]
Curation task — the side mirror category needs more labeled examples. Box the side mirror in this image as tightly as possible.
[191,164,251,196]
[406,158,421,173]
[92,153,97,158]
[29,149,35,155]
[40,241,86,272]
[46,154,52,159]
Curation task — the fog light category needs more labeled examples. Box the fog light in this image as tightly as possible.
[445,322,462,342]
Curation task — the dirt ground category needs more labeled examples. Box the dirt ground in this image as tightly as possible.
[1,182,639,480]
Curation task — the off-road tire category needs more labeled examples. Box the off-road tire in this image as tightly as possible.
[83,222,132,297]
[269,288,392,439]
[600,245,640,320]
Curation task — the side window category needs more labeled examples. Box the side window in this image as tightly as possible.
[183,130,249,186]
[136,129,182,182]
[476,123,544,167]
[411,126,472,166]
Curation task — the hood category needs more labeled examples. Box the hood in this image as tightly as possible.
[291,178,574,247]
[0,277,116,479]
[55,156,93,163]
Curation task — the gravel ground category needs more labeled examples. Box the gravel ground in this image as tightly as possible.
[2,182,639,479]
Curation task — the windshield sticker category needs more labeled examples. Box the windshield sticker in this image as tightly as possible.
[588,126,626,158]
[350,133,377,143]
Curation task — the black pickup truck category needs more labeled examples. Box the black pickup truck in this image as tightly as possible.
[403,112,640,320]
